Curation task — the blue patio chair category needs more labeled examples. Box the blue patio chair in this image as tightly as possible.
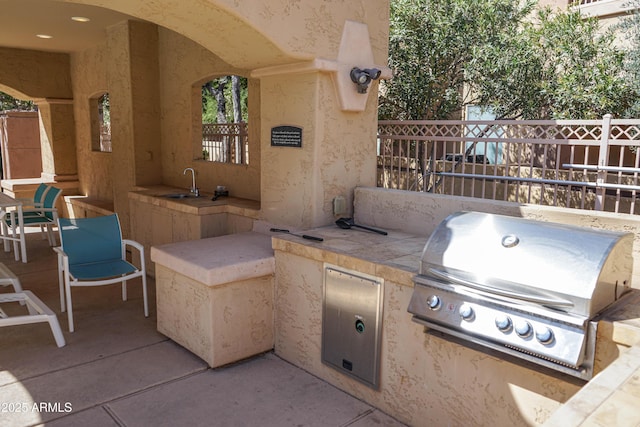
[9,183,51,241]
[8,185,62,246]
[55,214,149,332]
[16,183,49,209]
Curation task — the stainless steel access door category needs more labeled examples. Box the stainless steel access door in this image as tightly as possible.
[321,264,383,389]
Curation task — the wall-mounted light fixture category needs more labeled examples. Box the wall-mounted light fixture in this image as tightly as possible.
[350,67,381,94]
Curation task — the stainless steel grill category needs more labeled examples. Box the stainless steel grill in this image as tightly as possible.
[408,211,634,380]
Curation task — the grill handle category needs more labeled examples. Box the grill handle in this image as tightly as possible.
[428,268,574,308]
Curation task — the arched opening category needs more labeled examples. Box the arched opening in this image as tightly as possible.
[65,0,299,70]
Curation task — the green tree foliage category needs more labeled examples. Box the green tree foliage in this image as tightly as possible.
[0,92,35,111]
[98,93,110,124]
[618,1,640,118]
[469,8,635,119]
[381,0,638,120]
[380,0,536,120]
[202,76,248,124]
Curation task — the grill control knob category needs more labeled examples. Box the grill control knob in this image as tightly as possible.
[426,295,441,311]
[515,320,532,338]
[495,314,512,331]
[535,327,554,344]
[459,304,474,321]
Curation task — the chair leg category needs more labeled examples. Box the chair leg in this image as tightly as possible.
[9,213,19,262]
[58,257,66,312]
[1,216,9,253]
[46,224,55,246]
[122,281,127,301]
[0,268,26,306]
[142,274,149,317]
[20,291,66,347]
[65,279,74,333]
[47,315,66,348]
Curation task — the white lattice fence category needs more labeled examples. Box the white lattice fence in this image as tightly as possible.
[378,115,640,214]
[202,122,248,164]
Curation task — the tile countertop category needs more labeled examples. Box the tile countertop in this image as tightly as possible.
[272,225,640,427]
[270,225,426,287]
[545,292,640,427]
[128,185,260,216]
[151,231,275,287]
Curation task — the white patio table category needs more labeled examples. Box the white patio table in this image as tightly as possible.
[0,192,27,263]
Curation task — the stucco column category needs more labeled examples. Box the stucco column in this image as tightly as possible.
[255,20,386,230]
[107,20,161,237]
[35,98,78,182]
[259,71,378,229]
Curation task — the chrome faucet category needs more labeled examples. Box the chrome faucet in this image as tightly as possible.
[183,167,199,197]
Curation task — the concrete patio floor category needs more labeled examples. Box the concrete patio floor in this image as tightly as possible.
[0,230,406,427]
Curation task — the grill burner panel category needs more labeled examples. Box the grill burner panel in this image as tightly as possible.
[409,278,588,368]
[408,212,634,380]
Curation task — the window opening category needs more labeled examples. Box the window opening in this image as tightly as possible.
[91,92,111,152]
[200,76,248,164]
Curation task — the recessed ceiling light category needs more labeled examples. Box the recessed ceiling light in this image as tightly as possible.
[36,34,53,39]
[71,16,91,22]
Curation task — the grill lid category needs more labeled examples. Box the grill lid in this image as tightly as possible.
[419,212,633,318]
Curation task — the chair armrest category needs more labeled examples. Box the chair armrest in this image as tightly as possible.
[15,197,40,203]
[123,239,144,254]
[16,200,44,208]
[53,246,68,259]
[123,239,146,272]
[21,208,59,220]
[22,207,58,214]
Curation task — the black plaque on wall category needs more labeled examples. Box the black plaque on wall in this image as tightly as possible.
[271,125,302,147]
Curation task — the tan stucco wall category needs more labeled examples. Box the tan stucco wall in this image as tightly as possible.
[68,0,389,229]
[213,0,391,65]
[1,0,390,235]
[158,28,260,201]
[156,264,274,368]
[107,21,162,234]
[71,41,112,200]
[0,47,71,100]
[71,21,163,234]
[37,99,77,180]
[129,23,162,188]
[71,0,390,69]
[274,249,580,427]
[273,189,640,426]
[260,72,379,226]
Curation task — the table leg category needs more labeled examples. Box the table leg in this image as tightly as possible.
[17,206,26,263]
[9,212,19,262]
[0,210,8,253]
